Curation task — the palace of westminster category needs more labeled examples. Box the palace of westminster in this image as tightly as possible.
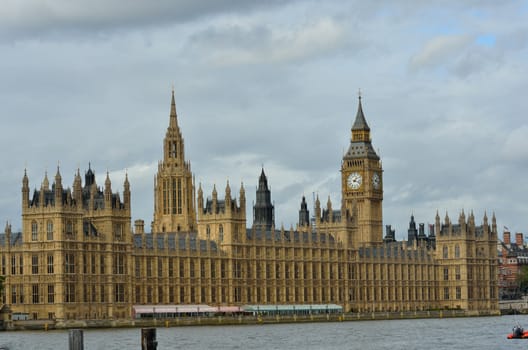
[0,91,498,321]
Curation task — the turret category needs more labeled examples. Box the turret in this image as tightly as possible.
[468,210,475,228]
[315,195,321,225]
[123,172,131,210]
[39,171,48,206]
[239,182,246,211]
[225,181,232,212]
[54,166,63,207]
[42,171,49,190]
[212,184,218,214]
[104,171,112,206]
[253,168,274,230]
[5,221,11,247]
[435,210,441,236]
[408,214,418,243]
[326,196,333,222]
[418,223,426,239]
[491,212,497,237]
[298,196,310,227]
[197,183,204,211]
[22,169,29,209]
[459,209,466,233]
[73,168,82,205]
[85,164,95,188]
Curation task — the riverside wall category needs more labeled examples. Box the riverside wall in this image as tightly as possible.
[2,310,501,331]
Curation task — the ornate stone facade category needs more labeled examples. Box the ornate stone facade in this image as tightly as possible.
[0,91,499,320]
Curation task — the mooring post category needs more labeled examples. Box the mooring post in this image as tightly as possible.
[69,329,84,350]
[141,327,158,350]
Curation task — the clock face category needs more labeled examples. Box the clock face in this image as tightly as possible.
[347,172,362,190]
[372,172,380,189]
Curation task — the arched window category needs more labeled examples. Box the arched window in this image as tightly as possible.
[206,225,211,238]
[47,220,54,240]
[454,245,460,258]
[219,224,224,242]
[66,220,73,236]
[31,221,38,241]
[442,246,448,259]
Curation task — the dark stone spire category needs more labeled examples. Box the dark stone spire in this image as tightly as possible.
[299,196,310,227]
[407,214,418,244]
[253,168,274,230]
[344,93,379,160]
[85,163,95,188]
[352,94,370,131]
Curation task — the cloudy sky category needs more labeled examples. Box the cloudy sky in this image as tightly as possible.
[1,1,527,240]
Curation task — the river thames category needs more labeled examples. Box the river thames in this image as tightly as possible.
[0,316,526,349]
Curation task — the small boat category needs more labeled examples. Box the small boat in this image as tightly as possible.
[507,325,528,339]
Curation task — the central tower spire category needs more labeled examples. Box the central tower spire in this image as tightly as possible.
[152,90,197,233]
[169,88,178,129]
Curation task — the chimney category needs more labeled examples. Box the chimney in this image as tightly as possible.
[516,232,524,247]
[134,219,145,234]
[503,231,511,244]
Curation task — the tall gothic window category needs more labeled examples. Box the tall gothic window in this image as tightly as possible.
[170,142,177,158]
[172,179,177,214]
[46,221,53,240]
[66,220,73,236]
[31,221,38,241]
[32,284,39,304]
[177,179,182,214]
[47,255,54,274]
[31,255,38,274]
[48,285,55,304]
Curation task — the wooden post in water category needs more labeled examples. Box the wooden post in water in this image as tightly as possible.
[141,328,157,350]
[69,329,84,350]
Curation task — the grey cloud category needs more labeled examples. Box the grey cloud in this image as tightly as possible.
[409,35,474,71]
[184,17,350,66]
[0,0,293,41]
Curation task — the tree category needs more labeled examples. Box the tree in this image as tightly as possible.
[517,265,528,295]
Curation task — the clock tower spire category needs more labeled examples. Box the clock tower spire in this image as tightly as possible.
[341,93,383,246]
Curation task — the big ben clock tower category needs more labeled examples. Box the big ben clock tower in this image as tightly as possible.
[341,94,383,245]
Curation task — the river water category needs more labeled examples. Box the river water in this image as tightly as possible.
[0,315,526,349]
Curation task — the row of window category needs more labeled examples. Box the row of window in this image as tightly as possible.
[30,220,124,241]
[134,285,346,305]
[135,258,348,280]
[4,253,126,275]
[9,283,127,304]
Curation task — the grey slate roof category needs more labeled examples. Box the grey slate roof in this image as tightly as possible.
[133,232,218,252]
[344,142,379,160]
[245,227,335,243]
[352,98,370,131]
[0,232,23,246]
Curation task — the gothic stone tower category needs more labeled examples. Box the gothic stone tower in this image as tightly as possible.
[253,168,274,230]
[19,166,131,321]
[341,95,383,246]
[152,90,197,233]
[197,181,247,249]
